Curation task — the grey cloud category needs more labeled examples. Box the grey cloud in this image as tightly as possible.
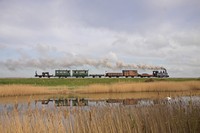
[0,43,6,49]
[0,0,200,77]
[62,0,200,33]
[172,31,200,47]
[145,35,170,49]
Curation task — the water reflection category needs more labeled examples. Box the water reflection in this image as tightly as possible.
[38,98,89,107]
[0,91,200,112]
[35,96,200,107]
[37,98,149,107]
[0,96,200,113]
[1,91,200,104]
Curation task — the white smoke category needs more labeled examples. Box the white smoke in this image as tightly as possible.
[1,56,165,71]
[0,44,165,71]
[115,61,165,70]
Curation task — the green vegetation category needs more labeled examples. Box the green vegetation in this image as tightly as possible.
[0,78,199,87]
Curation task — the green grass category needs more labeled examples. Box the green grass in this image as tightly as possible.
[0,77,199,87]
[0,78,138,87]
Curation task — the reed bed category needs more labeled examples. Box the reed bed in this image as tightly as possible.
[0,101,199,133]
[0,85,58,97]
[75,81,200,93]
[0,81,200,97]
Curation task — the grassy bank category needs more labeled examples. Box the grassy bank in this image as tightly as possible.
[0,102,199,133]
[0,78,199,87]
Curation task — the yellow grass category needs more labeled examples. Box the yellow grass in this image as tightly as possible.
[75,81,200,93]
[0,102,200,133]
[0,81,200,97]
[0,85,57,97]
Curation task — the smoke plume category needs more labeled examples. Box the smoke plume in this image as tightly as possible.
[0,44,165,71]
[1,56,165,71]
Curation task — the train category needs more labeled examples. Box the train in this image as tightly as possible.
[35,69,169,78]
[105,69,169,78]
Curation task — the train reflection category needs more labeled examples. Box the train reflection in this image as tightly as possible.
[37,98,156,107]
[38,98,89,106]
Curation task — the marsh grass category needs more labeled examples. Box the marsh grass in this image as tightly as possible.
[0,85,58,97]
[0,101,199,133]
[0,81,200,97]
[75,81,200,93]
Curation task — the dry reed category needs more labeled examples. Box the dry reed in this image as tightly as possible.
[0,85,57,97]
[1,81,200,97]
[75,81,200,93]
[0,101,199,133]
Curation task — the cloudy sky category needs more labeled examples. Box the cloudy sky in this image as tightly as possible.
[0,0,200,77]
